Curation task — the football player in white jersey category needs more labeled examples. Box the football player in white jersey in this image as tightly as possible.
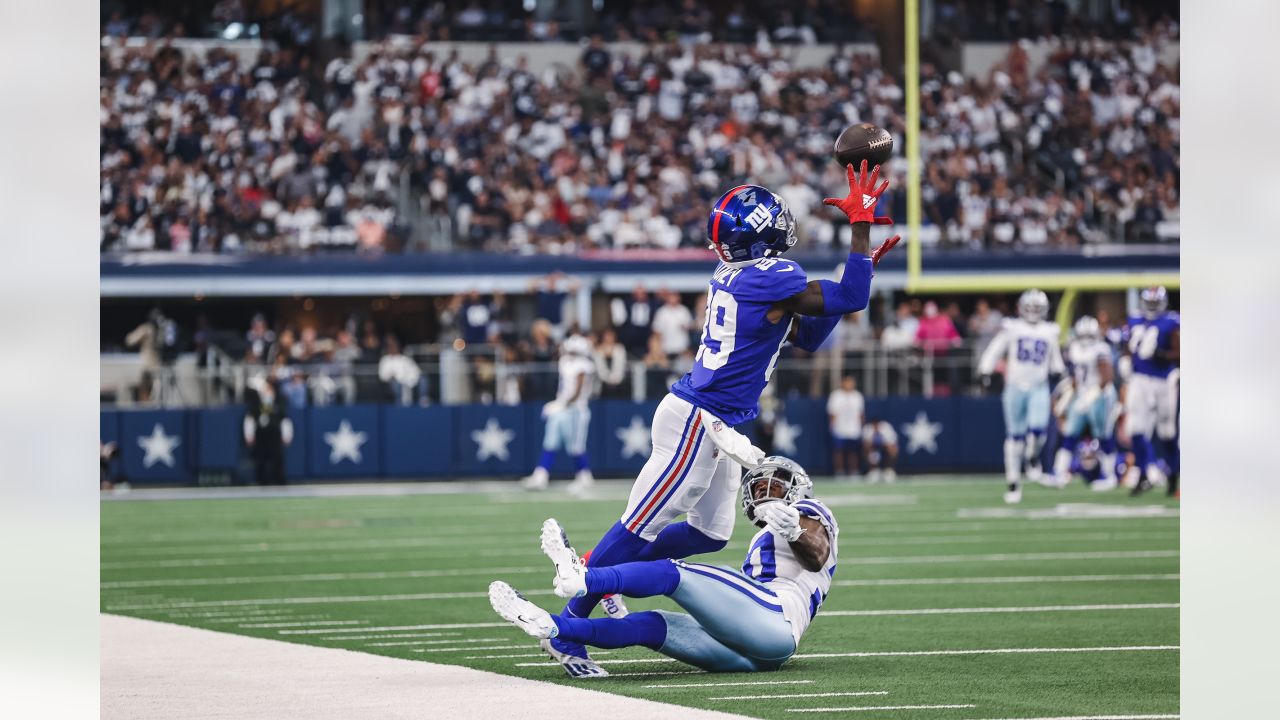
[1052,316,1119,490]
[490,456,837,674]
[978,290,1065,503]
[522,334,597,495]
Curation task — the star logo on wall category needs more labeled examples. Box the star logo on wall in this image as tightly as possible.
[137,423,180,468]
[772,418,802,455]
[472,418,515,462]
[616,416,651,459]
[324,420,368,464]
[901,411,943,454]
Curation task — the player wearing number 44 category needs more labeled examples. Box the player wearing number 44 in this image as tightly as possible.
[533,162,898,679]
[978,289,1065,504]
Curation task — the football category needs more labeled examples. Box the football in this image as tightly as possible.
[833,122,894,169]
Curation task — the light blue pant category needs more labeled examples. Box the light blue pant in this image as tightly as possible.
[1063,386,1117,439]
[657,561,797,672]
[1002,384,1051,436]
[543,407,590,455]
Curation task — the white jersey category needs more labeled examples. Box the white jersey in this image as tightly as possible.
[1067,338,1112,390]
[978,318,1064,390]
[826,389,865,439]
[555,355,594,409]
[741,498,839,645]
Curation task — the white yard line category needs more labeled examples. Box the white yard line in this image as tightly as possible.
[833,574,1178,588]
[318,632,463,641]
[102,566,544,589]
[819,603,1179,618]
[645,680,815,689]
[239,620,368,629]
[514,646,1179,667]
[712,692,889,701]
[360,637,501,647]
[787,704,977,713]
[843,532,1177,547]
[281,622,508,635]
[105,589,554,611]
[840,550,1177,565]
[462,652,613,660]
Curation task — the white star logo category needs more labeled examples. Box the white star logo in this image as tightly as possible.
[324,420,368,464]
[616,416,651,459]
[772,418,803,455]
[137,423,180,468]
[472,418,515,462]
[901,411,943,454]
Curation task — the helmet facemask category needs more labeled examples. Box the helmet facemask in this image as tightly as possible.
[741,456,813,527]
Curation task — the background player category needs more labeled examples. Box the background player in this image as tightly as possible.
[537,161,899,678]
[1122,287,1180,495]
[827,375,865,479]
[522,334,596,495]
[490,456,837,674]
[1052,316,1119,490]
[862,416,898,483]
[979,289,1065,504]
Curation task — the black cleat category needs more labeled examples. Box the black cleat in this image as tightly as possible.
[1129,478,1154,497]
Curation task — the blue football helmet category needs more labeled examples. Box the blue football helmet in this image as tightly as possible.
[1140,286,1168,319]
[706,185,798,264]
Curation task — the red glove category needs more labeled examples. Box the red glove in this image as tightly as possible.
[824,160,893,225]
[871,234,901,266]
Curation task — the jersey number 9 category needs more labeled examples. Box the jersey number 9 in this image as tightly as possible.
[696,288,738,371]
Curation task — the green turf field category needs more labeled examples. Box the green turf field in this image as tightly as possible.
[101,478,1179,719]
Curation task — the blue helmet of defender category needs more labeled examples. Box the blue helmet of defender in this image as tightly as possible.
[706,185,798,264]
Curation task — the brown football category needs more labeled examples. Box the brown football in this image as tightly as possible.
[834,123,893,169]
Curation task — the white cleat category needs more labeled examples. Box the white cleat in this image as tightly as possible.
[489,581,558,639]
[1120,465,1141,489]
[867,468,883,484]
[883,468,897,484]
[1025,460,1044,483]
[600,594,629,619]
[540,518,588,599]
[540,638,609,679]
[1003,487,1022,504]
[1090,477,1118,492]
[565,470,595,498]
[521,467,550,491]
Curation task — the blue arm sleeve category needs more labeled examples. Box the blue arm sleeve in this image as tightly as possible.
[792,315,840,352]
[816,253,874,316]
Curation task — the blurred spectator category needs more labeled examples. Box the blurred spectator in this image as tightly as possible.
[244,377,292,486]
[828,375,865,480]
[881,303,920,351]
[642,332,673,400]
[594,328,630,399]
[455,290,499,345]
[611,284,658,357]
[378,335,426,405]
[531,273,579,339]
[916,301,962,356]
[523,319,559,400]
[652,291,694,359]
[245,314,276,364]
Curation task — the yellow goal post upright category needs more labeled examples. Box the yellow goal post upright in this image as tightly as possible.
[900,0,1178,307]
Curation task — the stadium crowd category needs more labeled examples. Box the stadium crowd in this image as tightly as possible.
[100,13,1179,255]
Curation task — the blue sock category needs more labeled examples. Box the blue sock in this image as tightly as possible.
[1100,437,1117,455]
[574,453,590,472]
[562,521,650,620]
[634,522,727,561]
[553,610,667,650]
[1132,434,1154,472]
[1061,434,1080,454]
[585,560,681,597]
[1161,438,1180,476]
[537,450,555,471]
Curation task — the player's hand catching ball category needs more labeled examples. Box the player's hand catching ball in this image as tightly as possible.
[759,502,804,542]
[824,160,893,226]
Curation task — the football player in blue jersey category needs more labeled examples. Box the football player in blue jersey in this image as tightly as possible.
[1122,287,1180,496]
[533,162,898,678]
[490,456,838,674]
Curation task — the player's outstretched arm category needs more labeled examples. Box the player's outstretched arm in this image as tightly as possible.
[759,505,831,571]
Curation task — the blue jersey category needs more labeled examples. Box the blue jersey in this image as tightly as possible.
[671,258,809,425]
[1124,312,1179,378]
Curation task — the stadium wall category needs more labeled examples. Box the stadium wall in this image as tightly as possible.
[101,396,1008,485]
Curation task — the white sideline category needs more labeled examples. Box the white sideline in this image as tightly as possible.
[833,573,1178,588]
[819,603,1179,617]
[101,614,752,720]
[514,646,1180,667]
[711,692,889,700]
[956,716,1178,720]
[101,565,545,588]
[787,704,977,713]
[238,620,368,628]
[282,622,508,634]
[104,588,555,611]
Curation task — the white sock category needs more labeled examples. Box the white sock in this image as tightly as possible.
[1053,447,1073,480]
[1100,453,1118,483]
[1004,438,1024,483]
[1025,432,1046,464]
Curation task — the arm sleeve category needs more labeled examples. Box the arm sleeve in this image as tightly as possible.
[281,418,294,445]
[814,253,874,316]
[698,409,765,469]
[792,315,840,352]
[977,329,1009,375]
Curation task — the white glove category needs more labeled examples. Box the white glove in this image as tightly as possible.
[699,409,766,469]
[758,501,803,542]
[542,400,565,418]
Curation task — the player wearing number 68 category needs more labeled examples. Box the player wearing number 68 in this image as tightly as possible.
[537,164,899,679]
[978,289,1066,504]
